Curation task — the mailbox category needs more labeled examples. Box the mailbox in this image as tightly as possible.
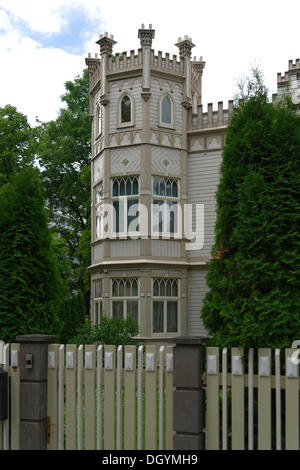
[0,368,8,421]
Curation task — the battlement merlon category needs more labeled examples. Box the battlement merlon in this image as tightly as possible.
[288,58,300,71]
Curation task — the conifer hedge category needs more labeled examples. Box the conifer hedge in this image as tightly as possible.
[0,168,62,342]
[201,83,300,348]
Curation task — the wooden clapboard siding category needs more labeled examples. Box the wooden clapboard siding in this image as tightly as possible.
[187,150,222,259]
[109,79,143,133]
[149,80,183,132]
[187,268,209,337]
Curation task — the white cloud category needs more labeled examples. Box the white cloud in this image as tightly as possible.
[0,1,103,124]
[0,27,84,124]
[0,0,300,124]
[0,0,103,34]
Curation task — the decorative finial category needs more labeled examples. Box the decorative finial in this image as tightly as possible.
[175,36,195,58]
[138,24,155,47]
[96,32,117,55]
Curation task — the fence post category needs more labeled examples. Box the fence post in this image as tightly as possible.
[173,337,207,450]
[16,334,56,450]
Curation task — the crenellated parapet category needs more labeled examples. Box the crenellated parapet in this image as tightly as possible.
[277,58,300,87]
[189,100,234,130]
[150,50,185,75]
[105,49,185,76]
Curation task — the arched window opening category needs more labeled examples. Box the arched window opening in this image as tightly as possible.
[96,105,101,135]
[161,95,172,125]
[121,95,131,124]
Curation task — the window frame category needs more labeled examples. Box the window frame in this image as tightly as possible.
[151,176,180,237]
[93,278,103,325]
[110,278,139,326]
[159,93,174,129]
[111,176,140,237]
[118,92,134,128]
[95,104,102,137]
[151,278,181,336]
[94,181,104,240]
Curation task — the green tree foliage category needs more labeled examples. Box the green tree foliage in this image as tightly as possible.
[71,317,139,347]
[0,105,36,186]
[37,69,91,313]
[0,168,63,342]
[59,291,86,344]
[201,70,300,348]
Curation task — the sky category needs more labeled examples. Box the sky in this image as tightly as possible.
[0,0,299,125]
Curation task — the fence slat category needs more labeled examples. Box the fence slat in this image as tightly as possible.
[165,345,173,451]
[0,341,3,450]
[222,348,228,450]
[47,344,59,450]
[158,346,165,450]
[124,345,136,450]
[285,348,299,450]
[275,349,281,450]
[58,345,65,450]
[231,348,244,450]
[3,344,9,450]
[258,348,272,450]
[116,345,123,450]
[96,345,103,450]
[65,344,77,450]
[145,345,157,450]
[84,345,96,450]
[137,345,144,450]
[248,348,254,450]
[10,343,20,450]
[104,345,116,450]
[77,345,83,450]
[206,347,219,450]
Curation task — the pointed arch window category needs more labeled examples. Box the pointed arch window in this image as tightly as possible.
[160,94,173,127]
[96,105,102,136]
[120,94,132,124]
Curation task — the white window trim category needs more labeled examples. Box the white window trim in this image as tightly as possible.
[118,92,135,128]
[94,300,103,325]
[151,279,181,336]
[95,104,102,137]
[159,93,174,129]
[93,278,103,325]
[110,278,140,326]
[151,176,181,238]
[94,181,104,241]
[111,177,140,238]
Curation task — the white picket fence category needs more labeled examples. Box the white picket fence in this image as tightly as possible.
[206,347,300,450]
[0,342,174,450]
[3,340,300,451]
